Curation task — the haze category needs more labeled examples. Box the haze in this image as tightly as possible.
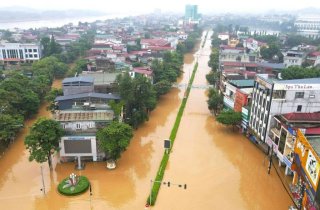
[1,0,320,14]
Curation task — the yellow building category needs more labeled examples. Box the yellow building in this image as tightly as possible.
[292,129,320,209]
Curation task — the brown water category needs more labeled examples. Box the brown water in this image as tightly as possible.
[0,31,292,210]
[0,58,184,208]
[153,31,292,210]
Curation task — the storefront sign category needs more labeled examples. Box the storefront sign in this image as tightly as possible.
[306,151,320,189]
[274,83,320,91]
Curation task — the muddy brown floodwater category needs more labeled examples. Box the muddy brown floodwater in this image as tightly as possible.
[153,31,292,210]
[0,59,186,208]
[0,32,292,210]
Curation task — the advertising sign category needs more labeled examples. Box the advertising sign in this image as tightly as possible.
[306,151,320,189]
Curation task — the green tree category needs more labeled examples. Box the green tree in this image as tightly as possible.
[0,114,23,146]
[108,100,125,121]
[206,71,219,85]
[207,88,223,115]
[281,66,320,80]
[97,122,133,161]
[260,44,283,62]
[216,110,242,131]
[25,118,64,169]
[45,88,63,112]
[154,80,172,97]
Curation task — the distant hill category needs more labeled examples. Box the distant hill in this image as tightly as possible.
[0,8,107,22]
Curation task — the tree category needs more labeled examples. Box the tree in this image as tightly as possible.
[216,110,242,131]
[0,114,23,146]
[25,118,64,169]
[45,88,63,112]
[154,80,172,97]
[206,71,219,86]
[281,66,320,80]
[260,44,283,62]
[108,100,125,121]
[97,122,133,161]
[207,88,223,115]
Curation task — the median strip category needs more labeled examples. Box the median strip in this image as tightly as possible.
[146,62,199,206]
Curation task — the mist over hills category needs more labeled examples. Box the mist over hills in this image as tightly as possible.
[0,7,107,22]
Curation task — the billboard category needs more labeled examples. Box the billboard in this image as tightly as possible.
[64,140,92,154]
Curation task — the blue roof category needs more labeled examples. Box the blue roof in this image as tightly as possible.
[55,92,120,101]
[62,76,94,84]
[275,77,320,84]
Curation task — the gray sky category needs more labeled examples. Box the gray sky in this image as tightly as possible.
[1,0,320,14]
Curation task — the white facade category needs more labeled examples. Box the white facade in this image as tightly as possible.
[295,16,320,39]
[249,76,320,143]
[0,42,41,62]
[283,51,306,68]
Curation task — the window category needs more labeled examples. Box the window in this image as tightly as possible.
[28,49,32,52]
[33,49,37,52]
[273,90,286,99]
[295,92,304,99]
[34,54,38,58]
[76,123,81,129]
[297,105,302,112]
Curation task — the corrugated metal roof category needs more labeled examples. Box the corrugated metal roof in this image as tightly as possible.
[55,92,120,101]
[62,76,94,84]
[282,112,320,122]
[275,77,320,84]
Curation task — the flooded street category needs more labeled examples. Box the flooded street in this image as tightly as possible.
[0,31,292,210]
[153,31,292,209]
[0,62,185,208]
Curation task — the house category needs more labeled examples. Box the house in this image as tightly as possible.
[218,33,229,41]
[243,38,268,52]
[129,67,153,83]
[219,46,258,63]
[283,50,306,68]
[62,76,94,96]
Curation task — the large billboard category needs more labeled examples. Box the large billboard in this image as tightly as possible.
[64,140,92,154]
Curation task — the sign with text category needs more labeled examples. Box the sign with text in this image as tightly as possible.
[274,83,320,91]
[164,139,171,149]
[306,151,320,190]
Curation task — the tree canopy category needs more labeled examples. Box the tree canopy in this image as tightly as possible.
[216,110,242,130]
[281,66,320,80]
[207,88,223,115]
[25,118,64,169]
[97,122,133,161]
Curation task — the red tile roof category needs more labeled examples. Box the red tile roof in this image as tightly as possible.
[141,39,169,47]
[305,127,320,135]
[309,51,320,57]
[133,67,153,76]
[282,112,320,123]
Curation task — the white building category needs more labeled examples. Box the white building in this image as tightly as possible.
[283,50,306,68]
[249,76,320,146]
[0,42,41,64]
[295,15,320,39]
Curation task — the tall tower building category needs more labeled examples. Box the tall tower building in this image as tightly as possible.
[185,4,198,21]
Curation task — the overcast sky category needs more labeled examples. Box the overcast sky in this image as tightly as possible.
[1,0,320,14]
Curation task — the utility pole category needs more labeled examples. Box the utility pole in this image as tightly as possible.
[268,145,273,175]
[40,165,45,195]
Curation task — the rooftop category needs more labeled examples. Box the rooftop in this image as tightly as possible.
[54,110,114,122]
[275,77,320,85]
[80,72,120,85]
[281,113,320,123]
[62,76,94,84]
[229,79,255,88]
[55,92,120,102]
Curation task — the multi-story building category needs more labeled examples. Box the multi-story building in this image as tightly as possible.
[55,76,121,162]
[0,42,41,64]
[267,112,320,176]
[283,50,306,68]
[185,4,199,24]
[295,15,320,39]
[248,76,320,150]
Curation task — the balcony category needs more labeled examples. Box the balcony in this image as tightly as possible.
[270,127,280,137]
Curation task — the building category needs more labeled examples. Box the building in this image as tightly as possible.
[185,4,200,24]
[55,81,121,162]
[267,112,320,177]
[62,76,94,96]
[291,129,320,209]
[0,42,41,64]
[283,50,306,68]
[295,16,320,39]
[248,76,320,150]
